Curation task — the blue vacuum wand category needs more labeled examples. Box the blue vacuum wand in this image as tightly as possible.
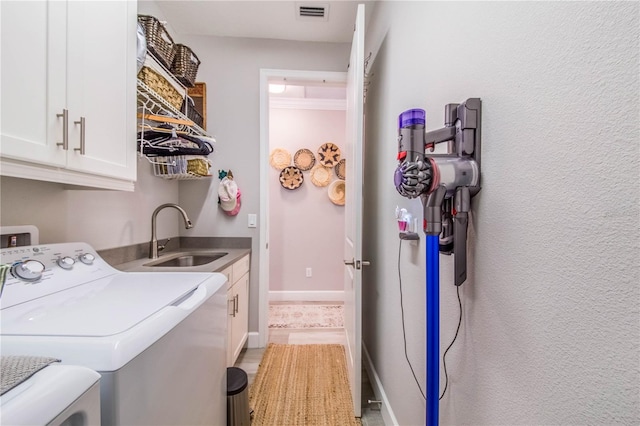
[394,99,481,426]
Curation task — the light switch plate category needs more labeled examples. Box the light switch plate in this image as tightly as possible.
[248,214,257,228]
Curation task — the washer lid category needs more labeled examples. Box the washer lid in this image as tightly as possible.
[1,272,213,337]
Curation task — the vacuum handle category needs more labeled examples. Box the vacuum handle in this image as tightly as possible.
[454,187,471,286]
[454,212,468,286]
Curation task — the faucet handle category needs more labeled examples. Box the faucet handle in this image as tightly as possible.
[158,238,171,253]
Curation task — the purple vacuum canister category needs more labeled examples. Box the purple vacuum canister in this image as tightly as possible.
[398,108,426,129]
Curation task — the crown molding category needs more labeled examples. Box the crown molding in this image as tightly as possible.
[269,97,346,111]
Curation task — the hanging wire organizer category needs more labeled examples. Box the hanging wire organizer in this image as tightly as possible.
[137,80,209,137]
[137,60,214,180]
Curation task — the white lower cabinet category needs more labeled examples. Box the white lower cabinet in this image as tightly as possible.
[0,0,137,191]
[223,254,250,366]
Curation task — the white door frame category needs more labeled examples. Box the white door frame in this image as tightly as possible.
[258,69,348,348]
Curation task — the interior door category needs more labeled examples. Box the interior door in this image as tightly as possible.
[343,3,365,418]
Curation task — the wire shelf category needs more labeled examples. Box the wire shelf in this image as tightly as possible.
[151,155,212,180]
[137,80,209,137]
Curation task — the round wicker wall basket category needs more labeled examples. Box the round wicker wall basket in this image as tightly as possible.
[270,148,291,170]
[334,159,346,180]
[293,148,316,171]
[318,143,341,167]
[279,166,304,190]
[328,180,345,206]
[310,165,332,187]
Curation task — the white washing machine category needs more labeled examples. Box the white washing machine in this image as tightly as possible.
[0,242,228,426]
[1,362,101,425]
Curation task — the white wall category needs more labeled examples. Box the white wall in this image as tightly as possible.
[0,166,179,250]
[268,107,346,293]
[363,2,639,425]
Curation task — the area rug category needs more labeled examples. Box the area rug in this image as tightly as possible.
[269,304,344,329]
[249,343,360,426]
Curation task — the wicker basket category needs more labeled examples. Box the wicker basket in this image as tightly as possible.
[186,157,211,176]
[181,96,204,128]
[138,15,176,69]
[137,66,184,110]
[171,44,201,87]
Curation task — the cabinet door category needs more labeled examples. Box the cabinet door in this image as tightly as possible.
[231,272,249,363]
[0,0,67,167]
[65,0,136,180]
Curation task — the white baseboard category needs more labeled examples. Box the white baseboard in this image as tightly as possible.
[247,332,261,348]
[268,290,344,302]
[362,342,399,426]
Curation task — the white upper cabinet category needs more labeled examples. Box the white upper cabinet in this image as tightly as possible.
[0,0,137,191]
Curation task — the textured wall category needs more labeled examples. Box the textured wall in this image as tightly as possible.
[269,108,346,293]
[363,2,639,425]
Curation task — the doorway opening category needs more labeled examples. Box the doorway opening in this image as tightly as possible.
[258,69,347,348]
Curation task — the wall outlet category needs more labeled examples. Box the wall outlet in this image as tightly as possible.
[306,267,312,278]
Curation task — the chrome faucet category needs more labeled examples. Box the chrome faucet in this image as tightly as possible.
[149,203,193,259]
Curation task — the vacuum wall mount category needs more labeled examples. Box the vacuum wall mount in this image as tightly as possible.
[393,98,482,426]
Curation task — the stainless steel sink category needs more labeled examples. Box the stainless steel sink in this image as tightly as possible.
[144,252,228,267]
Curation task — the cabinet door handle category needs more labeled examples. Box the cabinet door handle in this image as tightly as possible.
[234,294,239,314]
[229,297,236,317]
[56,109,69,150]
[74,117,86,155]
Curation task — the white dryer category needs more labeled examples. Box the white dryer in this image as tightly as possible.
[0,242,228,426]
[1,362,101,425]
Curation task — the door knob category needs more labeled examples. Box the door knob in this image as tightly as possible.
[355,260,371,269]
[344,259,371,269]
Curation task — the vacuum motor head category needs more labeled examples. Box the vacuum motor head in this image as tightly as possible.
[394,159,432,199]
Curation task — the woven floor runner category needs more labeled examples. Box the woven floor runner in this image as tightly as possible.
[269,304,344,329]
[249,344,360,425]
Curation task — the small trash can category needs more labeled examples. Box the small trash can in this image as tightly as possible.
[227,367,251,426]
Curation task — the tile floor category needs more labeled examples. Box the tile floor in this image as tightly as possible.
[234,305,385,425]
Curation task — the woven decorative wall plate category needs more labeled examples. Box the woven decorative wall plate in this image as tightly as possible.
[328,179,346,206]
[334,159,346,180]
[317,143,341,167]
[310,164,332,187]
[293,149,316,171]
[270,148,291,170]
[279,166,304,190]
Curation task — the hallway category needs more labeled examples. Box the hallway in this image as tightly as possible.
[234,303,384,425]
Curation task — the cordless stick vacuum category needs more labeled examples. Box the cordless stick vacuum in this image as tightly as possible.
[394,98,482,426]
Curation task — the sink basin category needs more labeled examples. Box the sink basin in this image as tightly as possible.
[144,252,228,267]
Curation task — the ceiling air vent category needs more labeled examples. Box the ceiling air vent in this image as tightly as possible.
[297,3,329,21]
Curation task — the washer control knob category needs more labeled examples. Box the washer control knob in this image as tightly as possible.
[57,256,75,270]
[12,260,46,281]
[78,253,95,265]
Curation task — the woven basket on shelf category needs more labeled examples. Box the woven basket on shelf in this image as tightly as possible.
[186,157,211,176]
[138,15,177,69]
[171,44,201,87]
[181,97,204,128]
[138,66,184,110]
